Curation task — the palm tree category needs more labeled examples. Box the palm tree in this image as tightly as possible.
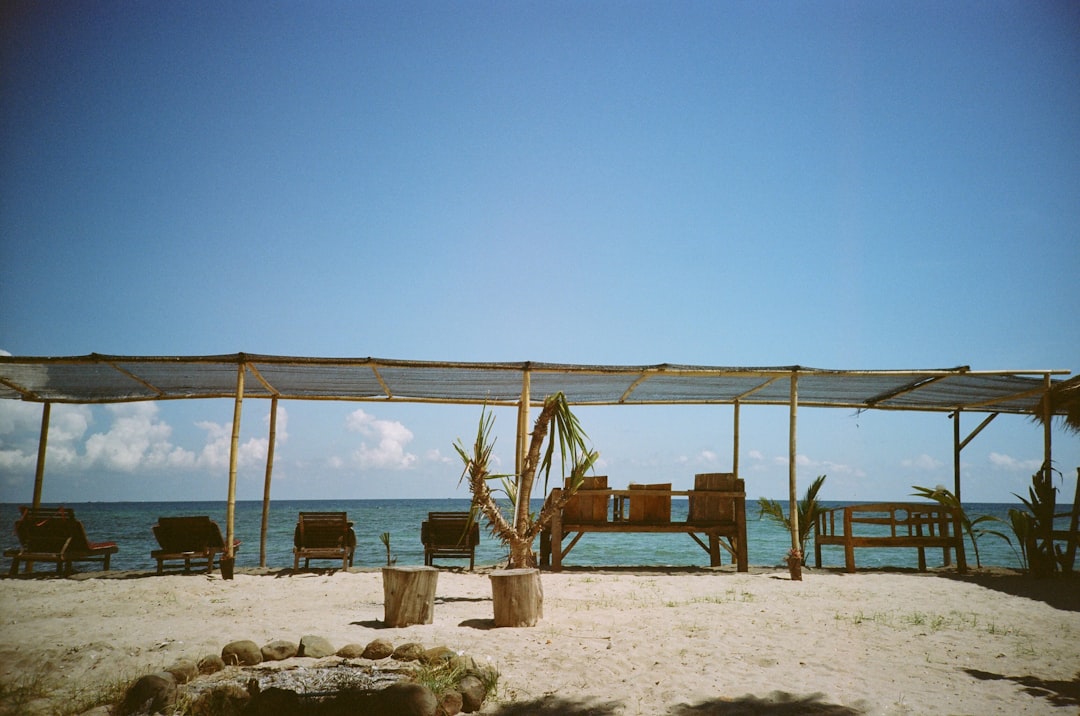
[757,474,827,566]
[456,392,599,569]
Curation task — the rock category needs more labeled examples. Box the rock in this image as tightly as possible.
[261,639,298,661]
[361,637,394,660]
[391,642,425,662]
[78,707,113,716]
[118,672,176,715]
[335,643,366,658]
[448,655,478,673]
[222,640,262,666]
[457,674,487,713]
[421,646,457,665]
[379,682,437,716]
[436,689,464,716]
[187,683,250,716]
[298,634,335,658]
[197,654,225,674]
[164,658,198,684]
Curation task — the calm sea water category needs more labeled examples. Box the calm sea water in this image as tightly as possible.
[1,499,1031,573]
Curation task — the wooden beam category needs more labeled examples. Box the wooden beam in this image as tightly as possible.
[226,363,245,562]
[789,371,800,557]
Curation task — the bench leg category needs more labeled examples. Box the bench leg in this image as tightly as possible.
[917,548,927,571]
[708,534,722,567]
[844,542,856,573]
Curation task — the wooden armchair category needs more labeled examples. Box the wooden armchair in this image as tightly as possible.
[293,512,356,570]
[421,512,480,570]
[151,516,239,574]
[5,507,118,575]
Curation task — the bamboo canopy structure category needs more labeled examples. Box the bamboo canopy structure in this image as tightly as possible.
[2,353,1074,569]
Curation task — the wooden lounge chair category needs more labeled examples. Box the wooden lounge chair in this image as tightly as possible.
[293,512,356,570]
[421,512,480,570]
[151,516,239,575]
[5,507,119,575]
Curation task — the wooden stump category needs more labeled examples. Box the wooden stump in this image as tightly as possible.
[490,568,543,627]
[382,566,438,627]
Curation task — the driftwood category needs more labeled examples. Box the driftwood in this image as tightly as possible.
[490,568,543,627]
[382,566,438,627]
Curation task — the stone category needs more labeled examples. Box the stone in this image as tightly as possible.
[335,643,366,658]
[118,672,176,715]
[197,654,225,674]
[436,689,464,716]
[187,683,251,716]
[164,658,198,684]
[457,674,487,713]
[421,645,457,665]
[222,640,262,666]
[391,642,425,662]
[261,639,298,661]
[379,682,438,716]
[448,655,478,673]
[298,634,335,658]
[361,637,394,660]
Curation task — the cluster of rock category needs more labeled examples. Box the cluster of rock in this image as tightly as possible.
[105,635,495,716]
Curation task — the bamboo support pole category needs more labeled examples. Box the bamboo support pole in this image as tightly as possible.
[732,401,740,480]
[953,411,962,501]
[788,372,799,552]
[32,402,51,510]
[259,397,278,567]
[226,363,245,561]
[513,370,531,530]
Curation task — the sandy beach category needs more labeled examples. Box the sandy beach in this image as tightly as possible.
[1,566,1077,715]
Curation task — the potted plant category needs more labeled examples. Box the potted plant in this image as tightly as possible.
[455,392,598,626]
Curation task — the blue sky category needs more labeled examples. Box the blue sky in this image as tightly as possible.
[1,2,1078,505]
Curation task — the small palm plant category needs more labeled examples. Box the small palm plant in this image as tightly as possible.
[455,392,599,569]
[911,485,1010,569]
[758,474,827,566]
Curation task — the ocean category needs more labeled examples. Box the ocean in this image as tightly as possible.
[1,499,1035,573]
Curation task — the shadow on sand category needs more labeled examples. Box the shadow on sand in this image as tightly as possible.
[484,696,621,715]
[667,692,864,715]
[943,570,1080,612]
[964,669,1080,709]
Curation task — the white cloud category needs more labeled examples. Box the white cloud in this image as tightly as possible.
[0,402,93,470]
[425,448,454,465]
[346,409,417,469]
[747,450,764,461]
[85,403,196,472]
[901,453,943,471]
[988,452,1042,472]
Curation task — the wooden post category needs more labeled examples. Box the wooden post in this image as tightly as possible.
[490,568,543,627]
[512,369,530,531]
[259,397,278,567]
[32,402,51,510]
[225,362,245,575]
[952,410,962,502]
[788,371,801,580]
[382,566,438,627]
[732,400,740,480]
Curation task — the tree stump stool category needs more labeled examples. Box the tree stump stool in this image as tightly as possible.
[490,568,543,627]
[382,566,438,627]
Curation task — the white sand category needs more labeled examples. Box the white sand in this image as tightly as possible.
[1,566,1077,715]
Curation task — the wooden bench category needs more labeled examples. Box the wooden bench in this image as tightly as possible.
[151,516,239,574]
[540,473,748,572]
[5,507,119,575]
[813,502,967,573]
[293,512,357,570]
[421,512,480,570]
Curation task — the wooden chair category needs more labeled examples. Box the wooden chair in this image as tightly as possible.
[293,512,356,570]
[151,516,239,574]
[421,512,480,570]
[5,507,118,575]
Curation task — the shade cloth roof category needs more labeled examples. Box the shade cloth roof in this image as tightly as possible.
[0,353,1071,415]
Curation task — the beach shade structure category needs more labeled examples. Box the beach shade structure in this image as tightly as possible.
[5,506,118,575]
[150,516,240,575]
[420,511,481,570]
[292,512,357,570]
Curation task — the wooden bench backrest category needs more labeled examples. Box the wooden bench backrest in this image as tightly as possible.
[563,476,610,523]
[422,512,480,547]
[688,473,745,523]
[15,508,90,553]
[295,512,353,548]
[153,516,224,552]
[628,483,672,523]
[816,502,960,537]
